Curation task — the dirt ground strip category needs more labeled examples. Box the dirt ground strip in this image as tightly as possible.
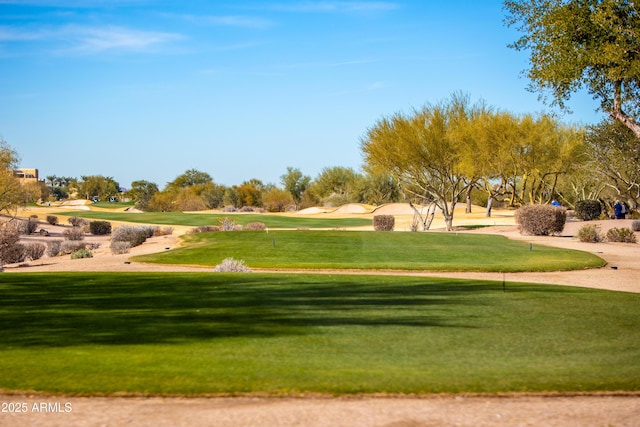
[2,212,640,426]
[2,393,639,427]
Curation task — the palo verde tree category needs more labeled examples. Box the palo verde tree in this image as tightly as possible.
[361,93,485,231]
[465,110,585,214]
[505,0,640,137]
[0,139,24,215]
[586,119,640,211]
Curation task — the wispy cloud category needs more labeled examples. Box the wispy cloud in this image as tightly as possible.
[0,24,183,55]
[166,13,274,29]
[0,0,146,6]
[64,25,183,54]
[267,1,399,13]
[278,58,377,69]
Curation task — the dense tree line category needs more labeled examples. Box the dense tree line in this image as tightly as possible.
[2,105,639,223]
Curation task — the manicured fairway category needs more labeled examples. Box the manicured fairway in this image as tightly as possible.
[133,230,605,272]
[1,273,638,395]
[52,210,371,228]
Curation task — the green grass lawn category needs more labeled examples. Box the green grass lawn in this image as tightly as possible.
[133,230,605,272]
[1,273,638,395]
[52,210,371,229]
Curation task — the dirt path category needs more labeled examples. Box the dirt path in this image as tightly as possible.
[2,393,639,427]
[2,217,639,426]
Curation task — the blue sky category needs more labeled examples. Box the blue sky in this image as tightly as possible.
[0,0,605,189]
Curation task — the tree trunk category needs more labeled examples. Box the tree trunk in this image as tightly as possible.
[486,196,493,217]
[465,186,472,214]
[611,81,640,138]
[408,201,436,231]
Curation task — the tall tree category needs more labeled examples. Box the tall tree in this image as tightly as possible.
[280,167,310,208]
[361,93,484,231]
[128,180,159,211]
[586,119,640,210]
[77,175,120,201]
[505,0,640,137]
[310,166,361,207]
[166,169,213,189]
[0,139,24,215]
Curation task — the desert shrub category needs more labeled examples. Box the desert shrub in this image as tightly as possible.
[213,257,252,272]
[86,242,101,251]
[152,226,174,236]
[110,241,131,255]
[13,218,37,235]
[89,220,112,235]
[18,218,39,235]
[63,227,85,241]
[222,206,237,212]
[632,220,640,232]
[373,215,395,231]
[47,240,63,257]
[24,242,46,261]
[188,226,219,233]
[0,222,20,247]
[68,216,86,227]
[577,224,605,243]
[46,215,58,225]
[141,225,155,238]
[245,222,266,231]
[218,217,237,231]
[1,222,24,265]
[0,222,20,265]
[0,243,26,264]
[606,227,637,243]
[574,200,602,221]
[61,241,86,255]
[515,205,566,236]
[111,225,148,248]
[70,248,93,259]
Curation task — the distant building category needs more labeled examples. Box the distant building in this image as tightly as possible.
[13,168,40,184]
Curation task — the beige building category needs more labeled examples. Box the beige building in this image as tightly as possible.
[13,168,40,183]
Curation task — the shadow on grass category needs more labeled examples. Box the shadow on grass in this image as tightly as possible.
[0,273,563,347]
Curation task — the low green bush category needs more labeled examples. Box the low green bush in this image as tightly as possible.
[606,227,637,243]
[577,224,604,243]
[575,200,602,221]
[70,248,93,259]
[373,215,395,231]
[515,205,566,236]
[89,220,112,235]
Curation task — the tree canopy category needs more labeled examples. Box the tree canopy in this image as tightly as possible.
[361,93,484,230]
[505,0,640,137]
[0,139,23,215]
